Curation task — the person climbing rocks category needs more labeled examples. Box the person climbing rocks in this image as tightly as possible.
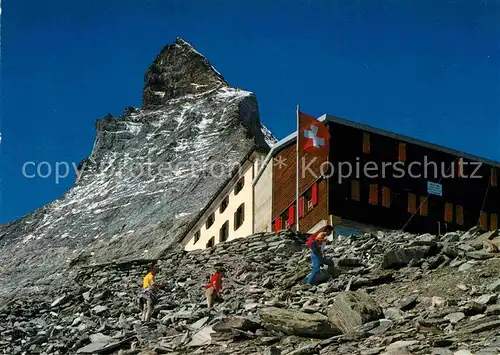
[205,264,224,309]
[138,262,164,322]
[305,225,335,286]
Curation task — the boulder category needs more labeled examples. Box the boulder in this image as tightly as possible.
[259,307,340,338]
[485,304,500,316]
[213,316,261,333]
[487,279,500,292]
[465,251,493,260]
[444,312,465,324]
[327,290,383,334]
[416,234,439,242]
[384,307,404,321]
[462,301,486,316]
[474,294,497,305]
[442,232,460,242]
[396,294,419,311]
[463,319,500,334]
[187,326,215,347]
[382,246,431,269]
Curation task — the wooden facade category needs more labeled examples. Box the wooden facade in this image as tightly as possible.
[271,143,329,233]
[328,120,500,234]
[269,115,500,236]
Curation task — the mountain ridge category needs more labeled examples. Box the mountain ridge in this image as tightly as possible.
[0,38,276,302]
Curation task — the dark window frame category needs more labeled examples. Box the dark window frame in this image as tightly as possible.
[220,196,229,213]
[234,177,245,195]
[219,221,229,242]
[234,203,245,230]
[206,213,215,229]
[206,236,215,248]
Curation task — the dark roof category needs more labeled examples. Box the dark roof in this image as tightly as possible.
[254,114,500,184]
[322,114,500,169]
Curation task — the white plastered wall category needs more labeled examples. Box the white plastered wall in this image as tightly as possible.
[253,160,273,233]
[184,160,256,251]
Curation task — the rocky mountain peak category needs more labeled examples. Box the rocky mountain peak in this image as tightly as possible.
[142,37,229,108]
[0,39,276,304]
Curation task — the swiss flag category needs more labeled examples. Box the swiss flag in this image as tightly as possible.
[298,111,330,156]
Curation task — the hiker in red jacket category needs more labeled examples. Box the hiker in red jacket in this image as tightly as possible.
[205,264,224,309]
[305,225,335,286]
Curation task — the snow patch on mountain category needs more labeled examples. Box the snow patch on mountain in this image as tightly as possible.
[0,38,276,302]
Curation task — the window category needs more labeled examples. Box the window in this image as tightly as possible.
[382,186,391,207]
[220,196,229,213]
[456,205,464,226]
[369,184,378,205]
[351,180,360,201]
[398,142,406,161]
[288,205,295,226]
[480,211,488,230]
[311,183,319,207]
[363,132,371,153]
[281,211,289,227]
[234,177,244,195]
[304,188,312,210]
[492,168,498,187]
[274,216,282,232]
[206,236,215,248]
[444,202,453,223]
[234,203,245,230]
[408,193,417,213]
[194,230,200,244]
[491,213,498,230]
[219,221,229,242]
[419,196,428,217]
[298,197,305,218]
[206,213,215,229]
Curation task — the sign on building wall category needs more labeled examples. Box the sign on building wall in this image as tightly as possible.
[427,181,443,196]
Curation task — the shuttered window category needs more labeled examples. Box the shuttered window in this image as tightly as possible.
[480,211,488,230]
[398,142,406,161]
[382,186,391,207]
[206,237,215,248]
[275,217,282,232]
[288,205,295,226]
[492,168,498,187]
[311,183,318,206]
[363,132,371,153]
[219,221,229,242]
[408,193,417,213]
[444,202,453,223]
[456,205,464,226]
[419,196,428,216]
[351,180,360,201]
[491,213,498,231]
[369,184,378,205]
[234,204,245,230]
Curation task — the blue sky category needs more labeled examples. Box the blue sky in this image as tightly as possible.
[1,0,499,224]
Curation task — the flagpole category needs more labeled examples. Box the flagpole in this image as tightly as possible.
[296,104,300,232]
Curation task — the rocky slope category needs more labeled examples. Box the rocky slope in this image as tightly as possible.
[0,38,275,302]
[2,227,500,355]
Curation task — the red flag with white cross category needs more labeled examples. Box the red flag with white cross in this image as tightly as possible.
[298,111,330,157]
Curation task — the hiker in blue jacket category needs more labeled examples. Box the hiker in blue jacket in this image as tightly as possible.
[305,225,335,286]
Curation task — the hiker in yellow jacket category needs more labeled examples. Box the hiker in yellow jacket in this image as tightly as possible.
[138,262,164,322]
